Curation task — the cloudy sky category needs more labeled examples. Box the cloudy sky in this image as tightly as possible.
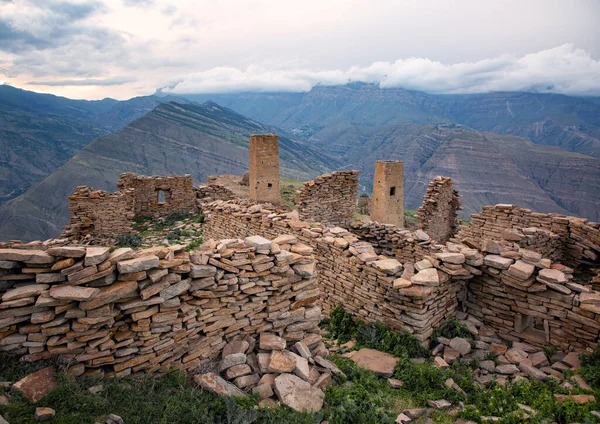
[0,0,599,100]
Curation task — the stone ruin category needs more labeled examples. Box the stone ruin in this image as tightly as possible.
[1,133,600,409]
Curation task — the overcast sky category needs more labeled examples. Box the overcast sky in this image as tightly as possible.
[1,0,599,100]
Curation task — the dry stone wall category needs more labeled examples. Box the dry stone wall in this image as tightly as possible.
[0,236,321,377]
[202,200,459,340]
[195,184,237,203]
[202,200,600,350]
[296,170,359,227]
[456,204,600,267]
[118,173,197,218]
[417,176,461,243]
[65,186,135,238]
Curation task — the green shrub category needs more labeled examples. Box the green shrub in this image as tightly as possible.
[163,211,192,226]
[580,346,600,389]
[185,238,204,252]
[431,317,473,344]
[323,305,429,358]
[115,233,143,247]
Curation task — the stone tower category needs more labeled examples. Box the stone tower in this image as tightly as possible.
[249,134,281,205]
[370,160,404,227]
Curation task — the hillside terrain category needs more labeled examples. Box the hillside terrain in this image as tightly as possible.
[187,83,600,157]
[0,85,188,205]
[0,101,336,241]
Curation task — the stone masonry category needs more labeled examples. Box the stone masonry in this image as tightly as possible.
[416,176,462,243]
[0,235,321,377]
[118,173,197,218]
[65,186,135,238]
[296,170,359,227]
[249,134,280,205]
[370,160,404,227]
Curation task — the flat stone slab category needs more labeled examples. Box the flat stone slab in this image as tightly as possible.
[244,236,272,251]
[49,285,100,301]
[0,249,54,265]
[274,373,324,413]
[194,373,246,397]
[46,246,86,258]
[484,255,513,270]
[372,259,403,275]
[13,366,57,403]
[3,284,49,302]
[411,268,440,286]
[84,247,110,266]
[117,255,159,274]
[349,348,399,377]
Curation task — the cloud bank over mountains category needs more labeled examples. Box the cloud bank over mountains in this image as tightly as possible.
[0,0,599,99]
[164,44,600,96]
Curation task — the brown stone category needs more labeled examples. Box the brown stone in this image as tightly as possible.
[13,367,57,403]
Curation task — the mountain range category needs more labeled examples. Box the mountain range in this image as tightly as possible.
[0,84,189,205]
[1,83,600,241]
[0,101,334,241]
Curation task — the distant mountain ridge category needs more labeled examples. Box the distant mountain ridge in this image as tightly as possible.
[185,83,600,158]
[0,101,336,241]
[0,85,190,205]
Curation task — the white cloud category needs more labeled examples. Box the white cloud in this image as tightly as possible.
[164,45,600,96]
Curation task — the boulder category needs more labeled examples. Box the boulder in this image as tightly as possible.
[13,367,57,403]
[194,373,246,397]
[349,348,399,377]
[273,374,325,413]
[411,268,440,286]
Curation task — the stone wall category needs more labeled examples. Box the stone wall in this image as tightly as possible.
[195,184,237,203]
[118,173,197,218]
[202,200,600,350]
[0,236,320,377]
[416,176,461,243]
[296,170,359,227]
[202,200,458,340]
[64,186,135,238]
[456,204,600,267]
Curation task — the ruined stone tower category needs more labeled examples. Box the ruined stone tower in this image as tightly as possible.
[249,134,281,205]
[370,160,404,227]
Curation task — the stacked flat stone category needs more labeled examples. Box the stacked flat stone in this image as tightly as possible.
[64,186,135,239]
[456,204,600,267]
[195,332,336,412]
[195,184,237,204]
[416,176,462,243]
[296,170,359,227]
[0,235,321,377]
[117,172,198,218]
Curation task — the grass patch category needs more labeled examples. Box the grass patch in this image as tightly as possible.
[431,317,473,344]
[323,305,429,358]
[114,233,143,248]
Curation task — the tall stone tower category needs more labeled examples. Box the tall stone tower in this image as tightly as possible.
[370,160,404,227]
[249,134,281,205]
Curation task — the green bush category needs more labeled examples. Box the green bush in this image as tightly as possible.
[163,211,192,227]
[431,317,473,344]
[580,346,600,389]
[185,238,204,252]
[323,305,429,358]
[115,233,143,247]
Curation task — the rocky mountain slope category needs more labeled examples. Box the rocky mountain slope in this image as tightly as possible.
[187,83,600,157]
[0,101,336,241]
[311,123,600,220]
[0,85,188,205]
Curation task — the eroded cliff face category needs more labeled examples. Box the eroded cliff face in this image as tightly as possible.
[311,124,600,221]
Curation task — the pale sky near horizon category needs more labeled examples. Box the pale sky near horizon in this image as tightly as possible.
[0,0,599,100]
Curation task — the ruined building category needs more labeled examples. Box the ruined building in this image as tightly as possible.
[370,160,404,227]
[0,134,599,381]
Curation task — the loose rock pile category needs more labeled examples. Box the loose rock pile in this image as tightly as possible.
[195,331,340,412]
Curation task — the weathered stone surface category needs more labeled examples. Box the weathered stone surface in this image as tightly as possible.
[411,268,440,286]
[46,246,86,258]
[495,364,520,375]
[220,353,247,371]
[519,364,548,381]
[554,394,595,404]
[82,281,137,310]
[49,285,100,301]
[507,260,535,280]
[260,333,286,350]
[372,259,403,275]
[244,236,272,251]
[84,247,110,266]
[268,350,296,373]
[13,367,57,403]
[0,249,54,265]
[3,284,49,301]
[436,253,465,264]
[349,348,399,377]
[484,255,513,270]
[538,269,567,284]
[273,373,325,413]
[194,373,246,397]
[34,407,56,421]
[117,256,159,274]
[427,399,452,409]
[449,338,471,356]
